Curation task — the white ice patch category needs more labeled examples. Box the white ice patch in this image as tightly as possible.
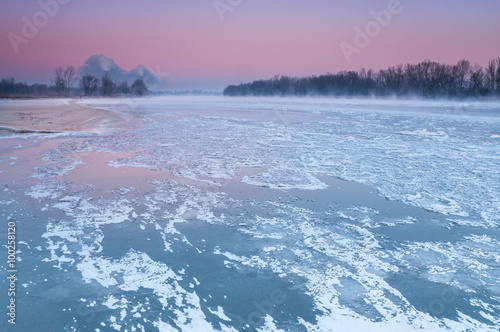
[256,315,284,332]
[77,250,217,331]
[242,168,328,190]
[27,181,66,200]
[208,306,231,322]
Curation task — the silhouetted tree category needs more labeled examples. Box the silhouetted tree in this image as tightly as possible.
[131,79,147,96]
[486,59,497,93]
[54,67,66,95]
[470,65,487,96]
[63,66,78,95]
[496,57,500,95]
[80,75,100,96]
[116,81,131,94]
[101,72,115,96]
[0,78,16,94]
[455,59,471,92]
[53,66,78,96]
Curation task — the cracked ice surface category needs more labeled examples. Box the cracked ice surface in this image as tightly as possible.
[88,97,500,225]
[1,96,499,331]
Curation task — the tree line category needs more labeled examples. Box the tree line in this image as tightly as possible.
[0,66,148,97]
[78,71,148,96]
[0,78,51,97]
[223,58,500,98]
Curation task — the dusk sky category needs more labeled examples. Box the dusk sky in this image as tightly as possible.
[1,0,499,91]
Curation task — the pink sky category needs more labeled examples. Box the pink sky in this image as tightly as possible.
[1,0,499,90]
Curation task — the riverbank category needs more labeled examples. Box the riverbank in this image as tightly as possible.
[0,99,121,134]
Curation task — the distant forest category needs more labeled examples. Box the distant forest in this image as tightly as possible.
[0,78,52,97]
[0,66,148,98]
[224,58,500,98]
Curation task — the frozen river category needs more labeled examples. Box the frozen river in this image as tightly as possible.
[1,96,500,331]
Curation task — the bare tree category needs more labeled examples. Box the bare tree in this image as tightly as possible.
[496,57,500,95]
[455,59,471,91]
[116,81,131,94]
[80,75,100,96]
[131,79,148,96]
[63,66,78,95]
[486,59,497,92]
[54,67,66,95]
[470,64,486,95]
[101,72,115,96]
